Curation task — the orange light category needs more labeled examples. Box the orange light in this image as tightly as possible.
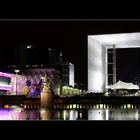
[4,104,9,108]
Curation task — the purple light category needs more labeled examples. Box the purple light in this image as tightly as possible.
[0,110,11,120]
[0,85,11,90]
[0,72,11,78]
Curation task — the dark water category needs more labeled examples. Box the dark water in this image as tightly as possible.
[0,108,140,120]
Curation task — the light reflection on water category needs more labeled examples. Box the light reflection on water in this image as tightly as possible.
[0,108,140,120]
[88,109,139,120]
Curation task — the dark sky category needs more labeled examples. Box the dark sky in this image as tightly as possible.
[116,48,140,83]
[1,20,140,88]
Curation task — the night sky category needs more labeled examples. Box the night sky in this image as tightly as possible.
[116,48,140,83]
[1,20,140,88]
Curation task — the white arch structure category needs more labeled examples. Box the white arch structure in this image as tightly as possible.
[88,32,140,92]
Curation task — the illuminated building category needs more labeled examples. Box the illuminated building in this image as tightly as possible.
[0,72,12,94]
[59,50,75,87]
[88,33,140,93]
[61,61,75,87]
[1,44,75,93]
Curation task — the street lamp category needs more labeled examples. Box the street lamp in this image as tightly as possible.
[15,69,20,95]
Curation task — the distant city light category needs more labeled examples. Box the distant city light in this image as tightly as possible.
[48,48,52,51]
[15,70,20,73]
[27,45,32,49]
[60,50,62,56]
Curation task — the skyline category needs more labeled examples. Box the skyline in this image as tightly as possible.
[1,20,140,88]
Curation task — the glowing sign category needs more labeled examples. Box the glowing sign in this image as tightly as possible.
[0,72,11,78]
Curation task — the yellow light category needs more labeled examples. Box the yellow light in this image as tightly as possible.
[124,104,126,109]
[107,105,109,109]
[70,104,73,108]
[73,104,76,108]
[100,104,104,109]
[77,104,79,108]
[66,105,68,108]
[127,104,131,109]
[40,108,47,113]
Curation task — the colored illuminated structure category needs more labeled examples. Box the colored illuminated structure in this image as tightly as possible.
[0,72,12,92]
[41,75,53,109]
[21,68,60,95]
[0,69,60,96]
[2,45,75,92]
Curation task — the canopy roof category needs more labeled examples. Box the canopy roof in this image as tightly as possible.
[108,80,139,90]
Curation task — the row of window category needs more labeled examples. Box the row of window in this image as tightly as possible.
[26,64,44,68]
[6,64,45,68]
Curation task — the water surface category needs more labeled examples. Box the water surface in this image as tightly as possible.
[0,108,140,120]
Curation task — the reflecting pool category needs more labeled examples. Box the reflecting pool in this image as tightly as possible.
[0,108,140,120]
